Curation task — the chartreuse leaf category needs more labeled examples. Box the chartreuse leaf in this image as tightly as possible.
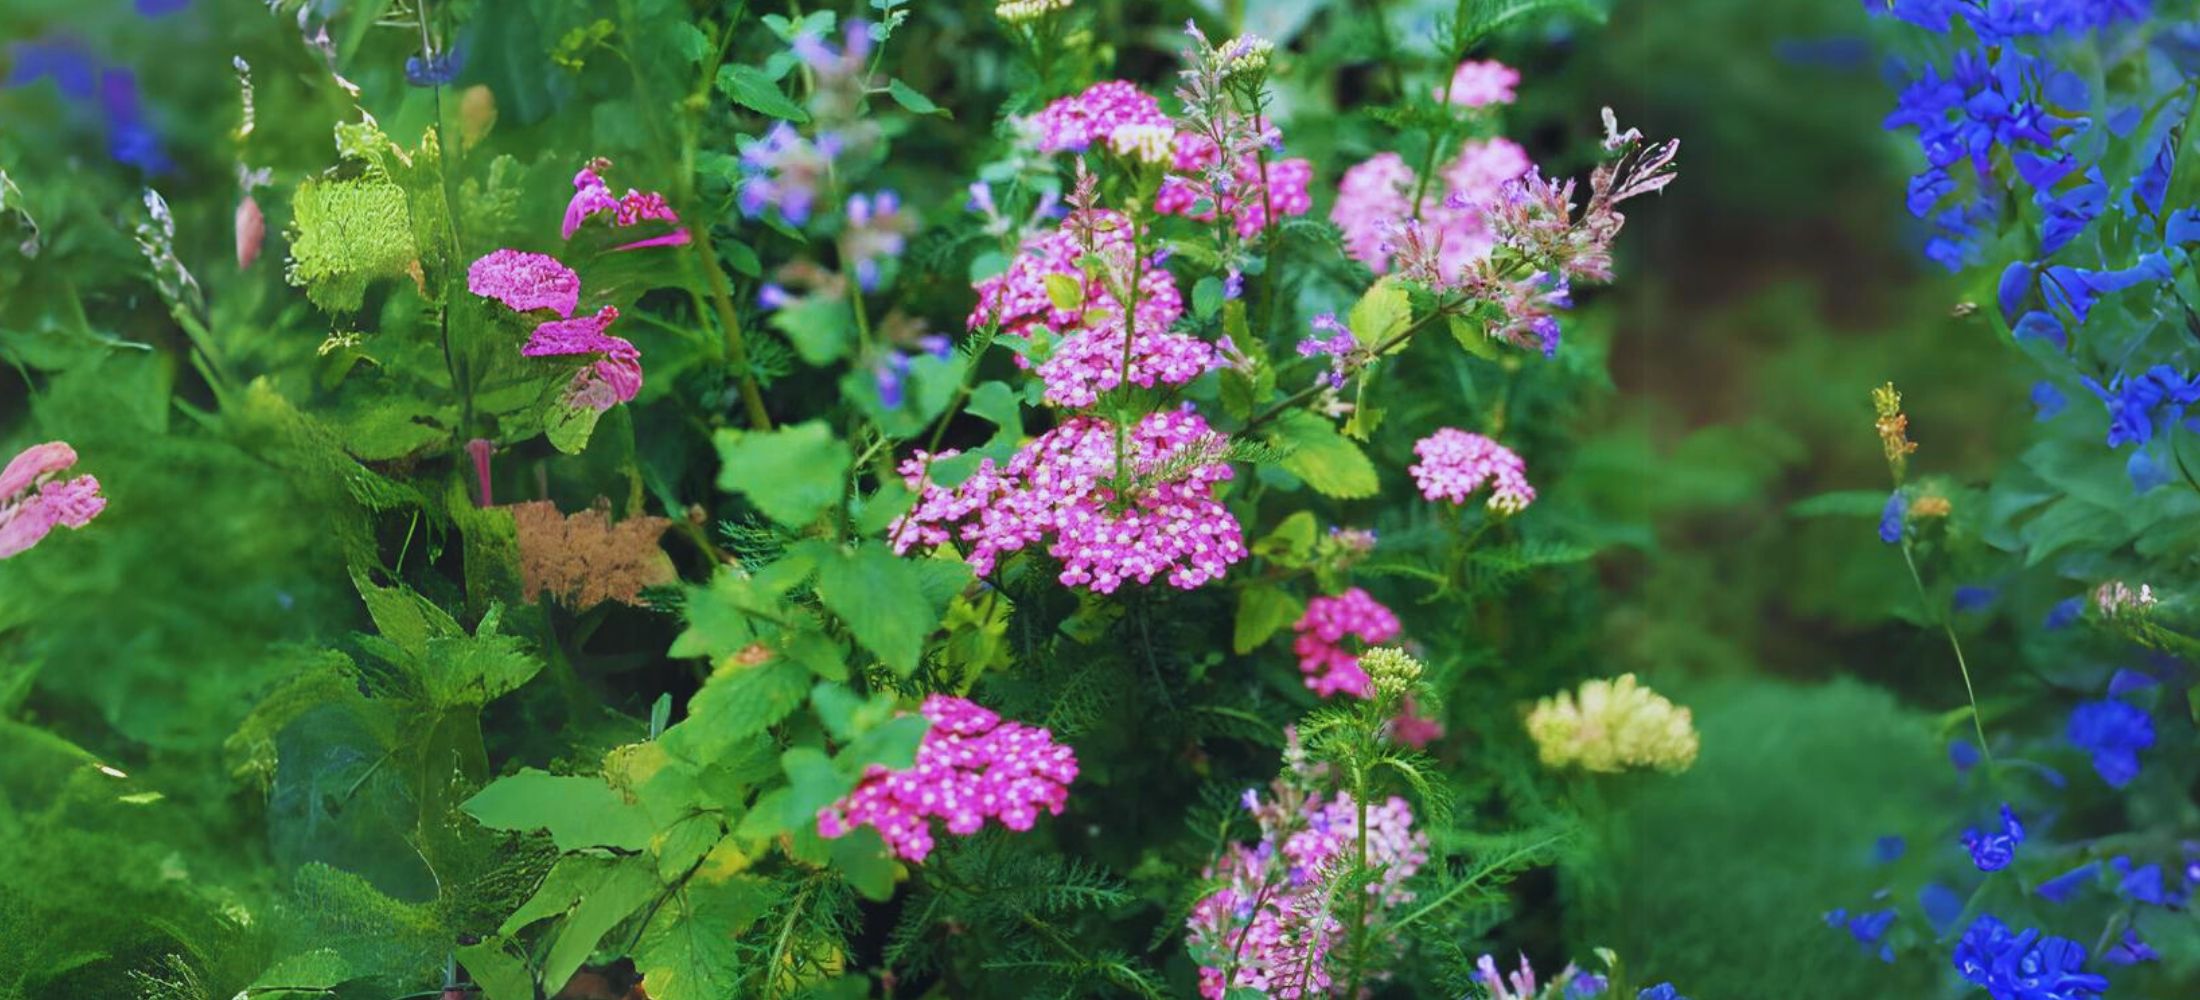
[462,770,654,851]
[828,824,899,901]
[1267,411,1380,499]
[815,543,970,675]
[1347,276,1412,349]
[541,855,661,994]
[1234,584,1304,654]
[718,64,810,122]
[633,861,777,999]
[664,658,812,761]
[715,421,852,529]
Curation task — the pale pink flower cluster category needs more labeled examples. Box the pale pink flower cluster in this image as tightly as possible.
[1441,59,1519,108]
[561,158,689,250]
[468,250,643,413]
[1290,587,1403,699]
[1389,696,1446,749]
[1331,139,1532,276]
[1187,788,1429,998]
[1155,132,1315,238]
[969,209,1210,407]
[888,407,1247,593]
[1031,81,1173,153]
[0,442,107,559]
[816,695,1078,862]
[1409,428,1535,513]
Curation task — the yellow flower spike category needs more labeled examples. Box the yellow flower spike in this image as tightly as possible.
[1872,382,1919,481]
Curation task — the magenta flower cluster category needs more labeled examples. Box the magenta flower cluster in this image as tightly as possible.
[889,406,1247,593]
[1290,587,1403,699]
[1331,138,1532,276]
[468,249,645,415]
[1155,129,1315,239]
[0,442,107,560]
[561,158,689,250]
[815,695,1078,862]
[969,209,1212,408]
[1441,59,1520,108]
[1409,427,1536,513]
[1030,80,1173,154]
[1186,787,1429,998]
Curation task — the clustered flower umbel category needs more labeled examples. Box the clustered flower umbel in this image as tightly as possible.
[1525,674,1700,774]
[1290,588,1403,698]
[1332,138,1532,275]
[995,0,1073,24]
[816,695,1078,862]
[1409,428,1536,513]
[968,202,1209,408]
[0,442,107,560]
[1186,764,1429,998]
[889,407,1247,592]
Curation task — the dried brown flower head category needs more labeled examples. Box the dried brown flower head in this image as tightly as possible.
[511,500,675,609]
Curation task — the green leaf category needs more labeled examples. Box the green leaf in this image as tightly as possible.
[671,22,712,64]
[542,855,661,993]
[455,940,534,1000]
[1043,272,1085,313]
[1267,411,1380,499]
[1347,276,1412,348]
[462,770,655,852]
[718,64,810,122]
[1192,276,1224,319]
[887,78,949,117]
[1234,584,1303,654]
[633,872,776,999]
[828,825,899,901]
[1447,314,1506,362]
[715,421,853,528]
[1252,510,1318,564]
[545,398,605,455]
[666,659,812,761]
[768,294,855,366]
[815,543,967,675]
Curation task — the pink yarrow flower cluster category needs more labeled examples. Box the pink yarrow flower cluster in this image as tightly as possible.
[889,407,1247,593]
[1030,81,1173,154]
[1330,138,1532,276]
[468,249,643,414]
[1290,587,1402,699]
[1186,784,1429,998]
[816,695,1078,862]
[0,442,107,559]
[1441,59,1520,108]
[562,158,689,250]
[969,209,1212,408]
[1409,427,1535,513]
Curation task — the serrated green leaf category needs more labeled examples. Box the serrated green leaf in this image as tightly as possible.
[815,543,967,674]
[718,64,810,122]
[1267,411,1380,499]
[463,770,655,852]
[715,421,852,528]
[1234,584,1303,654]
[887,78,948,117]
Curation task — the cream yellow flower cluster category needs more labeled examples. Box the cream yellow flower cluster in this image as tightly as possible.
[995,0,1073,24]
[1525,674,1699,774]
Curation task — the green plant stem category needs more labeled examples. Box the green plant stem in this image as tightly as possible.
[1900,542,1991,760]
[1241,303,1456,433]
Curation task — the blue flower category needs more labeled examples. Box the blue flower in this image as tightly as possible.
[1880,492,1908,544]
[405,46,465,87]
[2042,253,2172,324]
[2033,381,2067,421]
[2067,699,2154,787]
[1955,585,1999,613]
[2043,596,2083,629]
[1953,914,2109,1000]
[1920,882,1967,932]
[2037,168,2107,254]
[1875,835,1908,863]
[2127,131,2176,217]
[1950,738,1982,772]
[2103,927,2158,965]
[2112,856,2172,905]
[2037,861,2101,903]
[1566,973,1610,998]
[1962,804,2026,871]
[1636,985,1688,1000]
[2079,364,2200,449]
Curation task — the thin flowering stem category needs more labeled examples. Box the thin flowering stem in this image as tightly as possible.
[1241,300,1460,433]
[1901,541,1992,761]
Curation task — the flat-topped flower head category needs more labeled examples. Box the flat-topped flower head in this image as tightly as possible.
[816,695,1078,862]
[1029,80,1171,154]
[1290,589,1403,699]
[1410,428,1536,513]
[0,441,107,559]
[1443,59,1519,107]
[995,0,1072,23]
[1526,674,1700,774]
[888,407,1246,593]
[467,249,580,317]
